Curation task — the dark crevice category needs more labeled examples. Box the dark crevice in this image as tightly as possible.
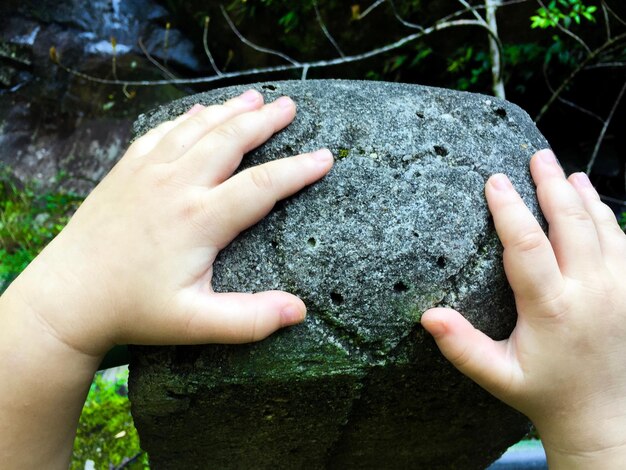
[494,107,507,118]
[393,281,409,293]
[437,228,495,311]
[330,291,344,305]
[433,145,448,157]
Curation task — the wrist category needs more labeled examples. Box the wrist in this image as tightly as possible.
[543,442,626,470]
[535,409,626,470]
[6,238,116,357]
[0,280,102,467]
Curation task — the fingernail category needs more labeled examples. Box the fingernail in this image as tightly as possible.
[240,89,260,102]
[186,104,204,116]
[538,149,558,166]
[573,172,593,189]
[280,306,305,326]
[311,148,333,163]
[490,173,513,191]
[276,96,294,108]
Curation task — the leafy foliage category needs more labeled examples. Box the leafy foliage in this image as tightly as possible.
[72,369,148,469]
[530,0,598,29]
[0,169,82,291]
[619,212,626,231]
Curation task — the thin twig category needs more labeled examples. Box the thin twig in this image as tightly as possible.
[137,37,178,81]
[585,62,626,69]
[202,16,223,76]
[541,53,603,122]
[602,2,611,40]
[313,0,344,57]
[602,0,626,27]
[586,78,626,174]
[386,0,425,31]
[457,0,485,23]
[52,18,496,87]
[220,4,301,67]
[358,0,386,20]
[535,32,626,123]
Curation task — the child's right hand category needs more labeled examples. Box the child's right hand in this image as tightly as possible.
[421,149,626,468]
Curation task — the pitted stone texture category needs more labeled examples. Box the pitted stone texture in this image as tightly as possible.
[129,80,547,469]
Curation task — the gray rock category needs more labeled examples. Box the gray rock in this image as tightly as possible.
[129,80,547,469]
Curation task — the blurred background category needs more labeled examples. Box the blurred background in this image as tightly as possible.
[1,1,625,468]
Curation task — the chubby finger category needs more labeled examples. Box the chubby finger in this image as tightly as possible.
[421,308,520,400]
[530,150,604,279]
[145,90,265,163]
[174,290,306,344]
[194,149,334,249]
[176,96,297,186]
[485,173,563,304]
[125,106,202,158]
[568,172,626,271]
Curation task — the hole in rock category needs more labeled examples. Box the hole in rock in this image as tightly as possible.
[330,292,344,305]
[393,281,409,293]
[262,84,277,91]
[412,231,420,238]
[494,107,507,118]
[434,145,448,157]
[416,111,425,119]
[270,239,278,249]
[437,256,447,268]
[307,237,317,247]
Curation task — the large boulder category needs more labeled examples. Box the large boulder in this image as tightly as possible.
[128,80,547,469]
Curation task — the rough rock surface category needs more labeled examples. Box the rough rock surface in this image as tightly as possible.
[129,80,548,469]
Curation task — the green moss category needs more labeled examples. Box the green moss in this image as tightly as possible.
[72,369,148,469]
[0,169,83,292]
[337,148,350,159]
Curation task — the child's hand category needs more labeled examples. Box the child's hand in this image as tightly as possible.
[421,149,626,467]
[10,90,334,357]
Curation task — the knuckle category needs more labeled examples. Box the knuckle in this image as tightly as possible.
[535,295,568,319]
[149,163,181,189]
[213,122,244,142]
[450,344,474,370]
[561,204,593,224]
[248,166,274,191]
[187,195,219,229]
[510,230,545,254]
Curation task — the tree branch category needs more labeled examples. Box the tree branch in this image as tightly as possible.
[313,0,345,57]
[536,0,592,55]
[220,4,301,67]
[137,37,178,81]
[202,16,223,76]
[586,78,626,174]
[485,0,506,98]
[51,14,499,88]
[535,32,626,123]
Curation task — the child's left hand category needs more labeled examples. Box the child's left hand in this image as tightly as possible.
[9,89,334,357]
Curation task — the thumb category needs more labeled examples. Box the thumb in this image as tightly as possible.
[176,290,306,344]
[421,308,519,400]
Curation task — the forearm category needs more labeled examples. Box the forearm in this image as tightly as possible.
[0,283,102,468]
